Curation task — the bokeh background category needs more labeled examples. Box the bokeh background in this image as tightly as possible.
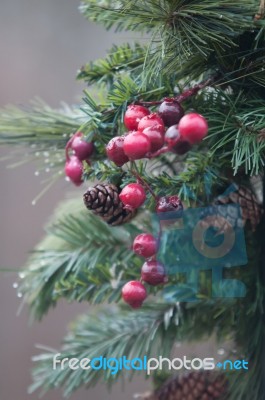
[0,2,219,399]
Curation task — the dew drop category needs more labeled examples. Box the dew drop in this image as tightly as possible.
[13,282,18,289]
[63,133,68,138]
[31,200,36,206]
[17,292,23,298]
[35,152,40,157]
[45,168,50,173]
[217,348,225,356]
[65,176,70,182]
[43,151,50,157]
[34,171,40,176]
[19,272,25,279]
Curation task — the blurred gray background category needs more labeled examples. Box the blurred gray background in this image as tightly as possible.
[0,1,149,399]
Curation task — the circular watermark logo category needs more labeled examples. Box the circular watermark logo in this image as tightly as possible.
[192,215,236,259]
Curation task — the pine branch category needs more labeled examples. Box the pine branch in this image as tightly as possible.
[18,198,151,320]
[0,100,85,176]
[77,43,147,85]
[201,91,265,175]
[79,0,162,32]
[0,99,82,146]
[80,0,260,81]
[28,304,183,396]
[80,1,256,37]
[29,273,263,398]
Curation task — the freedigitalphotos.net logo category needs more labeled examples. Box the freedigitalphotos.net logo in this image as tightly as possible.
[53,354,249,375]
[154,185,248,301]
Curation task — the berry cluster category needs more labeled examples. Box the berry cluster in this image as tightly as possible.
[122,194,183,309]
[106,101,208,166]
[64,132,94,186]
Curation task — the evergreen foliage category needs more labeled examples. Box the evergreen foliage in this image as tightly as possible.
[0,0,265,399]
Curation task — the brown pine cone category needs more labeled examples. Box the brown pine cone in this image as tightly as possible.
[83,183,136,226]
[136,371,227,400]
[215,184,263,232]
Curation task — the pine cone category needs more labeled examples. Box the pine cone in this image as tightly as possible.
[83,183,136,226]
[137,371,227,400]
[214,184,263,232]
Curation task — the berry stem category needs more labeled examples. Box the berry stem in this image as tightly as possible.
[134,75,217,107]
[130,168,158,201]
[147,145,170,158]
[176,76,215,103]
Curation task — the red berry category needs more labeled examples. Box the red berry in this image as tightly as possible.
[165,125,192,155]
[119,183,146,209]
[65,155,83,186]
[138,113,165,134]
[71,134,94,161]
[141,126,164,152]
[133,233,158,258]
[141,260,167,286]
[156,195,183,213]
[122,280,147,308]
[178,113,208,144]
[158,100,184,126]
[106,136,129,167]
[124,105,150,131]
[123,132,151,160]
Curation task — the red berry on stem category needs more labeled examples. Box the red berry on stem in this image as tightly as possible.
[156,195,183,213]
[141,125,164,152]
[133,233,158,258]
[141,260,167,286]
[178,113,208,144]
[122,280,147,308]
[65,155,83,186]
[123,131,151,160]
[71,134,94,161]
[119,183,146,209]
[106,136,129,167]
[124,105,150,131]
[138,113,165,134]
[165,125,192,155]
[158,100,184,126]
